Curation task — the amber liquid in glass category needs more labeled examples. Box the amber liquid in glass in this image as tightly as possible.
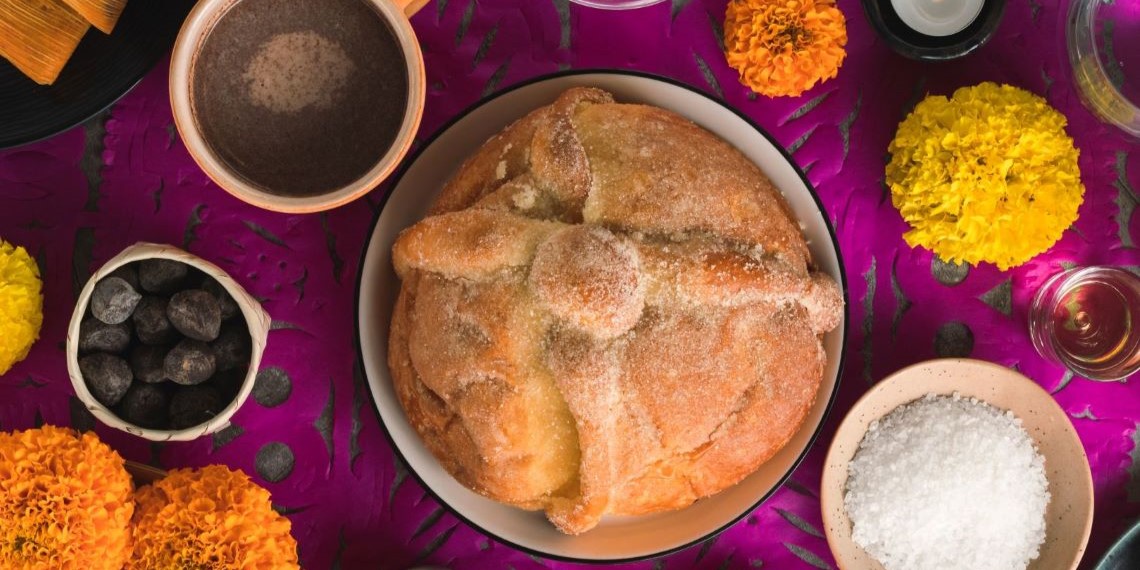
[1030,267,1140,380]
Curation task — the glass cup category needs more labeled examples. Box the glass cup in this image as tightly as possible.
[1029,266,1140,381]
[568,0,666,9]
[1067,0,1140,139]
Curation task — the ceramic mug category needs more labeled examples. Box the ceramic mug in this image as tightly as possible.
[169,0,428,213]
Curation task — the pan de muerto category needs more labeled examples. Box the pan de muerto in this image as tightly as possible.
[388,87,843,534]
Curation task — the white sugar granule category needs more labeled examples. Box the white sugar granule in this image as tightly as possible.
[512,187,537,210]
[845,393,1049,570]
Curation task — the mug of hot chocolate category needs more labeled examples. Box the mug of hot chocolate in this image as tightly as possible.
[170,0,428,213]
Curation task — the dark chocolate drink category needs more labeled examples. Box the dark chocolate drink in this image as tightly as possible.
[191,0,408,197]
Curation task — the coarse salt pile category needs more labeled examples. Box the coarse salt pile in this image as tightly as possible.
[845,393,1050,570]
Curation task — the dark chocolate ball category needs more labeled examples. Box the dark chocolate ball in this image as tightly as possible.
[89,276,141,325]
[133,296,177,345]
[130,344,170,384]
[138,258,189,294]
[164,339,216,385]
[167,289,222,342]
[211,322,251,372]
[169,385,224,430]
[118,384,171,430]
[201,277,240,321]
[78,317,130,354]
[209,368,247,402]
[79,353,132,407]
[108,263,139,291]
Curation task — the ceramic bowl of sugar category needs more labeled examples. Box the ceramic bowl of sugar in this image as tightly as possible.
[821,358,1094,570]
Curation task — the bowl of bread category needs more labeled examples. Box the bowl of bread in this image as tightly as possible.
[357,71,847,562]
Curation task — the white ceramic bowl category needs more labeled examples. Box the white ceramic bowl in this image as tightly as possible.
[356,71,848,562]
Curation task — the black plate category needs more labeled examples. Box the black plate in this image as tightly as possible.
[0,0,195,149]
[1097,518,1140,570]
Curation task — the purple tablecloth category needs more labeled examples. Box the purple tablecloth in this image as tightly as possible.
[1,0,1139,568]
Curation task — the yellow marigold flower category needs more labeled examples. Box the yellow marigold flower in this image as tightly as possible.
[129,465,299,570]
[724,0,847,98]
[887,82,1084,270]
[0,239,43,375]
[0,425,134,570]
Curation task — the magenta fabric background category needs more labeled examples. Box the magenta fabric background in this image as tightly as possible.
[1,0,1139,568]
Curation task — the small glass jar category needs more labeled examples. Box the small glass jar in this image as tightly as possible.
[569,0,666,9]
[1067,0,1140,139]
[860,0,1007,60]
[1029,266,1140,381]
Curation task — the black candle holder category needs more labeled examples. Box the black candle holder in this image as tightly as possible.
[861,0,1007,60]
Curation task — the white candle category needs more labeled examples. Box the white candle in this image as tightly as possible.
[890,0,984,37]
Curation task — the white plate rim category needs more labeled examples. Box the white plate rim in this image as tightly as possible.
[353,69,851,563]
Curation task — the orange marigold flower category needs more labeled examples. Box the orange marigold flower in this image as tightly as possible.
[724,0,848,98]
[129,465,299,570]
[0,425,134,570]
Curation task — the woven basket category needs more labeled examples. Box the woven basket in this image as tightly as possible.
[66,242,270,442]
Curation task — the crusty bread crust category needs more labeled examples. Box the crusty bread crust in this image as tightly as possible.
[388,87,843,534]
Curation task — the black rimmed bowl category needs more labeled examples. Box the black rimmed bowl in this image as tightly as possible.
[1096,518,1140,570]
[0,0,194,149]
[861,0,1007,60]
[354,70,848,563]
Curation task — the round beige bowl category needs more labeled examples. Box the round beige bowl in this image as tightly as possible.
[67,243,270,442]
[821,358,1094,570]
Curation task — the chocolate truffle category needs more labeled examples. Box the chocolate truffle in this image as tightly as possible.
[164,339,216,385]
[138,258,188,293]
[79,353,133,407]
[130,344,170,384]
[118,383,170,429]
[133,296,177,345]
[211,322,251,372]
[210,368,247,402]
[201,277,240,321]
[167,289,222,342]
[169,385,223,430]
[78,317,130,354]
[108,263,139,291]
[90,276,141,325]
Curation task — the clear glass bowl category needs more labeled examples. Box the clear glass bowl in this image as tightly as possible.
[1067,0,1140,139]
[569,0,667,9]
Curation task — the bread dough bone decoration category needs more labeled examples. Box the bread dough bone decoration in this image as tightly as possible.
[388,87,844,534]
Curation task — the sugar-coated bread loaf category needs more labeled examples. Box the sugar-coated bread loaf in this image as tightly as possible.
[388,87,843,534]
